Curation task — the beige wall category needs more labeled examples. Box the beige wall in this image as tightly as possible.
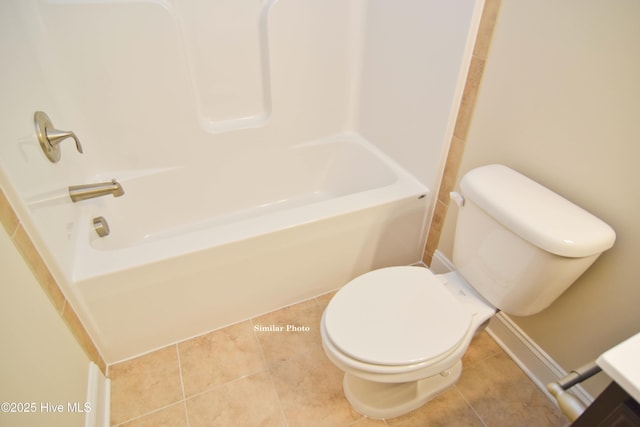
[437,0,640,396]
[0,221,90,427]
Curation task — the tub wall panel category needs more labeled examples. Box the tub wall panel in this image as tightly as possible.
[356,0,481,188]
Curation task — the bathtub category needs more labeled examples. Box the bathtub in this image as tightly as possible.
[72,133,429,362]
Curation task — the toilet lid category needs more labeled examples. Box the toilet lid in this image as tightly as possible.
[324,267,472,366]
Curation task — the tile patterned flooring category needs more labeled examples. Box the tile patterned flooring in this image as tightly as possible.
[109,292,569,426]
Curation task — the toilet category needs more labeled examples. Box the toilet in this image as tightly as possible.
[320,164,616,419]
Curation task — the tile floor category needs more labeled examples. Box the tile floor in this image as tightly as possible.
[109,292,569,427]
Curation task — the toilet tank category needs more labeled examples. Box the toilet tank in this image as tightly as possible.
[452,164,616,316]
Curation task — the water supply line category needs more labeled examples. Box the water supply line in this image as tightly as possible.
[546,361,601,422]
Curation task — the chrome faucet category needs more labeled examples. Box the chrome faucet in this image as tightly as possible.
[68,179,125,202]
[34,111,83,163]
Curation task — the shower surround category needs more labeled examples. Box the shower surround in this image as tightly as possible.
[0,0,482,362]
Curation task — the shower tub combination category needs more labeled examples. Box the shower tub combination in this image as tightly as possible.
[1,0,481,364]
[73,134,429,362]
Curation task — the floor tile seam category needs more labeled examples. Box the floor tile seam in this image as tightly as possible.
[181,368,272,402]
[115,372,272,426]
[174,344,191,427]
[113,399,187,427]
[181,399,191,427]
[452,384,489,427]
[113,344,185,426]
[250,314,298,379]
[313,293,328,309]
[175,344,187,401]
[249,316,272,368]
[262,361,292,427]
[314,290,338,309]
[182,368,291,427]
[245,316,274,376]
[464,349,504,370]
[460,353,509,374]
[176,322,269,398]
[107,326,237,373]
[477,350,545,394]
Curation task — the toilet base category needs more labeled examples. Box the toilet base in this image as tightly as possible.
[342,360,462,419]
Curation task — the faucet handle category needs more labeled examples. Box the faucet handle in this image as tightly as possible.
[34,111,83,163]
[45,128,83,154]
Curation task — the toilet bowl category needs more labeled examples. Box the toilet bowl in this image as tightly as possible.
[321,266,495,419]
[320,164,616,419]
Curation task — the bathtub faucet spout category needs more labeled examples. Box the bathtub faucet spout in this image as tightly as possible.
[68,179,125,202]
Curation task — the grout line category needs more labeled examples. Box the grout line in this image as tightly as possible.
[182,400,190,427]
[113,344,188,427]
[453,385,489,427]
[265,368,290,427]
[113,401,186,427]
[180,379,229,402]
[464,343,505,370]
[250,316,291,427]
[174,342,274,408]
[175,344,190,427]
[249,317,270,368]
[117,319,271,424]
[175,344,186,400]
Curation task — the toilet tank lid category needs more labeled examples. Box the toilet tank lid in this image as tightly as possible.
[460,164,616,258]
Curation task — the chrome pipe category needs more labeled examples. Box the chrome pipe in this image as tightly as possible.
[546,361,601,422]
[556,361,602,390]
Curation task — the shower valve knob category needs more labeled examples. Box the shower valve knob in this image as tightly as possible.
[34,111,83,163]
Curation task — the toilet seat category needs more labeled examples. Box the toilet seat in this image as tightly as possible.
[323,267,472,367]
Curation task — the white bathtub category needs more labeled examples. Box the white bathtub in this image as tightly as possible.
[73,134,429,362]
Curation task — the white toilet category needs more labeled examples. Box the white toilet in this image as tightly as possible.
[321,164,616,419]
